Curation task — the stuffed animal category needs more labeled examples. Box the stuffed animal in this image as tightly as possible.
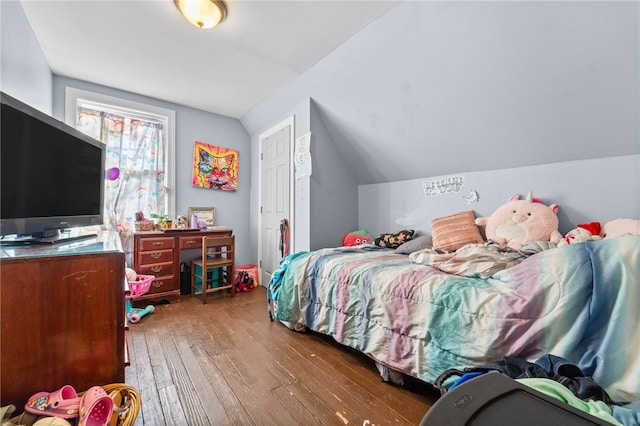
[600,218,640,239]
[174,215,190,229]
[343,229,373,246]
[475,191,562,250]
[558,222,602,246]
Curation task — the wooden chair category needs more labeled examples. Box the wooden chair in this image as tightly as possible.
[191,235,235,304]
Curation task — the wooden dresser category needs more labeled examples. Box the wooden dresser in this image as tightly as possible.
[0,230,126,410]
[133,227,233,304]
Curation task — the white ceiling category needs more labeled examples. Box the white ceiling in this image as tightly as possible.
[20,0,398,119]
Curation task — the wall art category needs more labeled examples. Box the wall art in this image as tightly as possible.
[422,176,464,197]
[192,141,238,191]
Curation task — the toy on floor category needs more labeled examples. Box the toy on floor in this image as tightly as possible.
[235,270,255,292]
[125,268,155,323]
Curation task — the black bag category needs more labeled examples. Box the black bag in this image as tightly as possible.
[180,262,191,295]
[420,371,615,426]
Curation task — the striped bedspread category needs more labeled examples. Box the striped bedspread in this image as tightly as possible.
[271,236,640,402]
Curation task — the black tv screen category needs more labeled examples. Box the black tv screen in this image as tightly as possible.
[0,91,105,240]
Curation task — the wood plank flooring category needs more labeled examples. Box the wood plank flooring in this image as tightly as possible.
[125,286,438,425]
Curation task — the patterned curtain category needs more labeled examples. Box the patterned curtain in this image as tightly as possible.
[76,107,167,264]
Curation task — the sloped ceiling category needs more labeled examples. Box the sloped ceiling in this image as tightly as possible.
[20,1,640,185]
[244,1,640,185]
[19,0,398,119]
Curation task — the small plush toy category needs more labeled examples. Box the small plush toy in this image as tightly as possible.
[174,215,190,229]
[558,222,602,246]
[475,191,563,250]
[600,218,640,239]
[343,229,373,246]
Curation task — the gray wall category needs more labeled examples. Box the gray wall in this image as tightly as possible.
[247,97,359,257]
[5,1,639,262]
[242,1,639,251]
[291,100,311,252]
[0,1,52,113]
[309,100,359,250]
[359,154,640,238]
[52,77,252,265]
[1,1,252,264]
[243,2,639,184]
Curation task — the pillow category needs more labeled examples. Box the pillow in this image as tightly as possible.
[372,229,415,248]
[395,235,432,254]
[431,211,483,252]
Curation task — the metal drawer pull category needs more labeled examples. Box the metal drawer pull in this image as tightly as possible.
[151,252,162,259]
[153,241,163,246]
[151,266,162,273]
[153,281,164,288]
[185,240,196,244]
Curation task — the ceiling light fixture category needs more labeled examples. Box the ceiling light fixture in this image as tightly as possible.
[174,0,227,29]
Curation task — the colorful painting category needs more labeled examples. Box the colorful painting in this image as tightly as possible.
[192,141,238,191]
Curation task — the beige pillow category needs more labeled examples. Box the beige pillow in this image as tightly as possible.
[431,210,483,252]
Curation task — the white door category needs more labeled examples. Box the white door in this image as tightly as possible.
[259,117,293,286]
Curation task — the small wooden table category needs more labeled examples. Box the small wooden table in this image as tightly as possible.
[133,227,233,304]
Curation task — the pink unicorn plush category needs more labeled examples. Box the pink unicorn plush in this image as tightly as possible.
[475,191,563,250]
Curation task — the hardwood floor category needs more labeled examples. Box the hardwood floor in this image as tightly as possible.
[125,286,438,425]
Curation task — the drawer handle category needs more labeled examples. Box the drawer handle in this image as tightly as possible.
[185,240,196,245]
[151,266,162,273]
[153,242,163,246]
[153,281,164,288]
[150,252,162,259]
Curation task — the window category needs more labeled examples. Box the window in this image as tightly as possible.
[65,87,175,260]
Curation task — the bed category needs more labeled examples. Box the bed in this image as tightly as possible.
[268,235,640,403]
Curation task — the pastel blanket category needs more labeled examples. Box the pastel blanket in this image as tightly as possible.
[409,240,553,278]
[270,236,640,402]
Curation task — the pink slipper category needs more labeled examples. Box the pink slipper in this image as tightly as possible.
[78,386,114,426]
[24,385,81,418]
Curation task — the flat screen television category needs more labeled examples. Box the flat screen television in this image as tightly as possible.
[1,91,105,245]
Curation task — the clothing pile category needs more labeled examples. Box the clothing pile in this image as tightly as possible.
[435,354,640,426]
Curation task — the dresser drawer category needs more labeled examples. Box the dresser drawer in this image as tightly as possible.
[132,229,233,305]
[137,262,173,276]
[147,276,177,295]
[179,235,204,250]
[138,237,175,251]
[138,249,173,265]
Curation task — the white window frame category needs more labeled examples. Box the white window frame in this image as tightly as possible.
[64,87,176,218]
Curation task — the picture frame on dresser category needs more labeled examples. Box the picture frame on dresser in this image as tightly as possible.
[188,207,216,226]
